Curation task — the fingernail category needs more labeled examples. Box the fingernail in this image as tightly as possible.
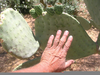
[58,30,61,32]
[65,30,69,33]
[51,35,54,37]
[69,35,73,38]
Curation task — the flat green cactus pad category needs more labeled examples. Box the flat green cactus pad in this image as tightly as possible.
[75,16,91,30]
[13,57,41,71]
[84,0,100,30]
[0,8,40,59]
[35,12,97,59]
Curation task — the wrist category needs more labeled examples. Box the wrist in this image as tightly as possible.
[38,62,51,72]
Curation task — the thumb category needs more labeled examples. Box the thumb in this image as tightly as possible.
[65,60,75,68]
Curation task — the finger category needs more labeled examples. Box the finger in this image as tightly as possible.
[52,30,62,47]
[46,35,54,48]
[58,30,69,48]
[63,35,73,52]
[65,60,75,68]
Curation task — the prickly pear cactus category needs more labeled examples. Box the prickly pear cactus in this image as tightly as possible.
[84,0,100,30]
[0,8,39,59]
[30,3,98,59]
[13,57,41,71]
[75,16,91,30]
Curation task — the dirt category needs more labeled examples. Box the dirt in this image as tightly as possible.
[0,0,100,72]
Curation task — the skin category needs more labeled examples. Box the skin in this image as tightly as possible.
[12,30,74,73]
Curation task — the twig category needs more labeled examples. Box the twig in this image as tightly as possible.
[40,0,46,8]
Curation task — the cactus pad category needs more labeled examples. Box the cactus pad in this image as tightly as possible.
[13,57,41,71]
[84,0,100,30]
[75,16,91,30]
[46,5,55,16]
[34,4,44,16]
[0,8,39,59]
[54,2,63,15]
[29,8,38,18]
[32,4,97,59]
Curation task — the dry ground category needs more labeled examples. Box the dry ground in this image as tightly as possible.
[0,0,100,72]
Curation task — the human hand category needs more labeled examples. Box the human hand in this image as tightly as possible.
[40,30,74,72]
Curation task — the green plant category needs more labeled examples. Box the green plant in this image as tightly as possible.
[0,0,100,71]
[84,0,100,52]
[6,0,35,14]
[75,16,91,30]
[0,0,8,12]
[84,0,100,30]
[63,0,79,16]
[0,8,39,59]
[30,3,97,60]
[42,0,79,15]
[0,0,79,15]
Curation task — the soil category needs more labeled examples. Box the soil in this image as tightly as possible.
[0,0,100,72]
